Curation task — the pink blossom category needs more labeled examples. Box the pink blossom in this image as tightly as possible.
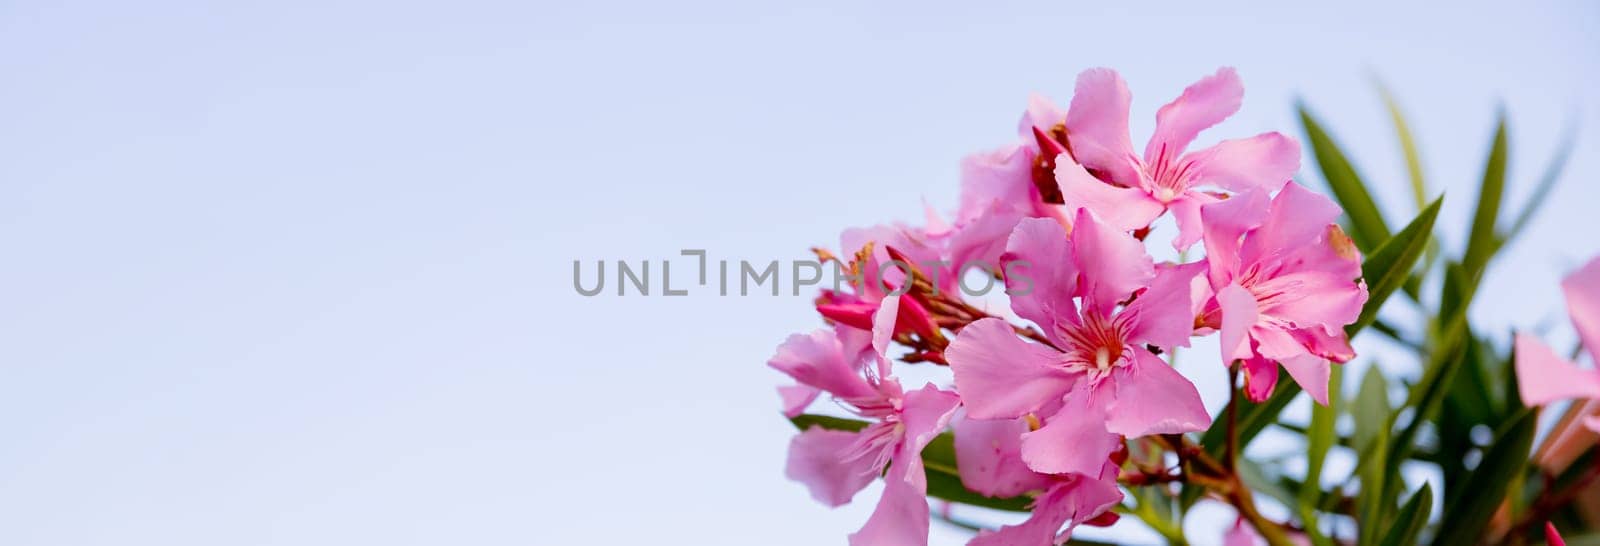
[945,211,1211,477]
[1199,182,1368,405]
[1515,255,1600,425]
[953,416,1123,546]
[773,298,962,546]
[945,95,1084,274]
[1063,67,1300,250]
[1548,522,1568,546]
[815,225,944,342]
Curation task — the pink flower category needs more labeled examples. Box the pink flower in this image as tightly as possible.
[1548,522,1568,546]
[945,211,1211,477]
[1514,255,1600,424]
[952,416,1123,546]
[816,225,944,342]
[773,298,963,546]
[1063,67,1300,250]
[945,95,1084,274]
[1199,182,1368,405]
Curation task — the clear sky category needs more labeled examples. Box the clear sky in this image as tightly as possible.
[1,1,1596,544]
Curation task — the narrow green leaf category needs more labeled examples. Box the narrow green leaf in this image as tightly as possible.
[1377,82,1429,212]
[1349,197,1443,334]
[1499,122,1576,250]
[1378,483,1434,546]
[1299,103,1392,251]
[790,413,869,432]
[1352,365,1391,456]
[1303,365,1341,506]
[1352,365,1392,545]
[1461,113,1509,280]
[1434,410,1536,546]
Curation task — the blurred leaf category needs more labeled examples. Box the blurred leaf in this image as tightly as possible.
[1239,457,1296,509]
[789,414,1032,512]
[1299,103,1392,252]
[1460,113,1508,281]
[1353,364,1391,455]
[1303,365,1341,507]
[1349,197,1443,334]
[1377,81,1429,212]
[1377,483,1433,546]
[1435,410,1536,545]
[1353,365,1392,545]
[1498,121,1576,251]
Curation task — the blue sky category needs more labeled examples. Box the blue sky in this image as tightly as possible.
[1,1,1596,544]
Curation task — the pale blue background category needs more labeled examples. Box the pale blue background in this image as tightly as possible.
[0,1,1596,544]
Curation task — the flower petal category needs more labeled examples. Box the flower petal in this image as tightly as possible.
[1217,283,1260,363]
[785,426,879,507]
[1125,262,1204,350]
[1181,132,1300,194]
[1020,386,1119,476]
[871,295,900,378]
[1515,333,1600,406]
[1200,189,1272,287]
[778,384,821,417]
[1056,159,1164,233]
[1168,192,1221,252]
[1281,353,1332,405]
[899,384,963,457]
[1106,348,1213,436]
[1563,255,1600,364]
[1250,270,1366,330]
[1002,217,1081,338]
[1240,357,1279,403]
[957,143,1036,225]
[947,318,1078,419]
[1065,68,1140,187]
[967,477,1123,546]
[849,456,931,546]
[953,416,1052,498]
[1019,93,1068,138]
[768,329,876,400]
[946,203,1025,280]
[1145,67,1243,164]
[1240,181,1344,267]
[1070,208,1155,316]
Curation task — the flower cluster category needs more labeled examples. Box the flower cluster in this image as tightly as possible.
[769,67,1369,545]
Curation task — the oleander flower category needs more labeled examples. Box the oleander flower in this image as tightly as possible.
[953,416,1123,546]
[1063,67,1300,250]
[1199,182,1368,404]
[945,211,1211,477]
[1514,254,1600,424]
[773,298,962,546]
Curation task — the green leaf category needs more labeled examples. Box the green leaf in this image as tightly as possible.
[1352,364,1391,456]
[790,413,869,432]
[1434,410,1536,546]
[1378,483,1434,546]
[1303,364,1341,506]
[1461,113,1509,281]
[789,414,1034,513]
[1377,82,1429,212]
[1299,103,1391,252]
[1349,197,1443,335]
[1499,122,1576,251]
[1352,366,1392,545]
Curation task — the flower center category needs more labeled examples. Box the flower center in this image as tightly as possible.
[1056,312,1132,383]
